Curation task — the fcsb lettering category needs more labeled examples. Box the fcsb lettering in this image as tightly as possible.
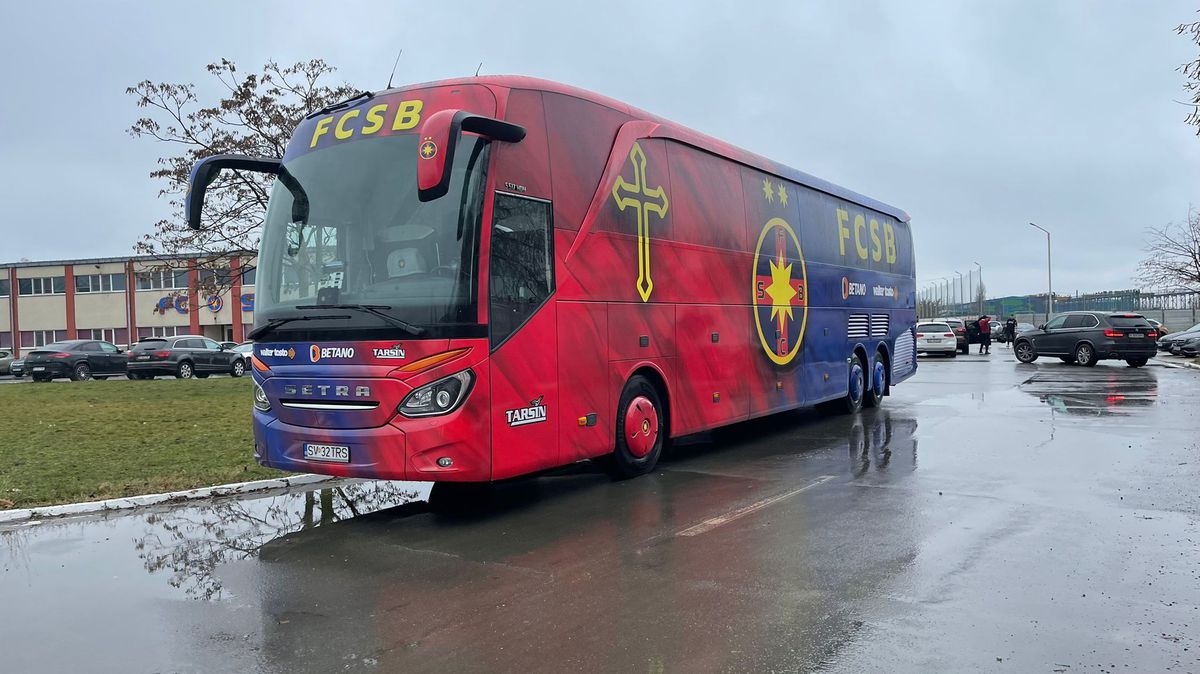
[310,99,424,148]
[836,208,897,265]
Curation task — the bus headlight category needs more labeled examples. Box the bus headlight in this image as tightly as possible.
[399,370,474,417]
[253,381,271,412]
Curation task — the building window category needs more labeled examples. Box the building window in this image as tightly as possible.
[20,330,68,348]
[81,328,130,346]
[240,267,256,286]
[137,326,179,340]
[136,269,189,290]
[0,333,11,348]
[0,278,9,297]
[17,276,66,296]
[75,273,127,293]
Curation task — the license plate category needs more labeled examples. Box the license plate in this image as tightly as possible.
[1127,333,1142,338]
[926,338,941,343]
[304,443,350,463]
[137,355,149,361]
[32,366,45,371]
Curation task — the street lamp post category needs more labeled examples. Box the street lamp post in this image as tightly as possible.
[974,261,983,314]
[1028,223,1052,321]
[955,271,964,312]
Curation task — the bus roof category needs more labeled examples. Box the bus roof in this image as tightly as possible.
[376,75,910,224]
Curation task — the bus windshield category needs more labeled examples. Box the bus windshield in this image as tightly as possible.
[255,134,490,339]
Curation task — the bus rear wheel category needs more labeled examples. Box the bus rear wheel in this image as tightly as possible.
[864,353,888,408]
[820,356,866,415]
[609,375,665,479]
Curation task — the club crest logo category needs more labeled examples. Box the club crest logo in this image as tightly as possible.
[611,141,669,302]
[752,217,808,365]
[419,138,437,160]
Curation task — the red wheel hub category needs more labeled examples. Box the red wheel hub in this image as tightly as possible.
[624,395,659,458]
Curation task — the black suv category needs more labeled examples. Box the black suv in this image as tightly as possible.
[1013,312,1158,367]
[25,340,128,381]
[126,335,247,379]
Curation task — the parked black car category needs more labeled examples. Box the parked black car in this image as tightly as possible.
[126,335,247,379]
[1013,312,1159,367]
[1158,322,1200,353]
[25,340,128,381]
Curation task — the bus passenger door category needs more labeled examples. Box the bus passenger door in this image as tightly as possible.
[488,193,560,480]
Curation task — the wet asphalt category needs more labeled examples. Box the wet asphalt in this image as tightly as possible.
[2,351,1198,673]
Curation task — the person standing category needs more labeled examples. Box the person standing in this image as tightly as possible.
[1003,316,1017,346]
[978,315,992,354]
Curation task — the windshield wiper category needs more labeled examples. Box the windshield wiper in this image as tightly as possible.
[247,314,352,341]
[296,304,425,337]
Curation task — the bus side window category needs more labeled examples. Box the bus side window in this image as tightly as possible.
[489,193,554,347]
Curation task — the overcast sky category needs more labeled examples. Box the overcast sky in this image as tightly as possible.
[1,1,1197,299]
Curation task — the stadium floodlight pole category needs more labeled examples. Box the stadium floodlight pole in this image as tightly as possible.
[1028,223,1052,319]
[974,261,983,314]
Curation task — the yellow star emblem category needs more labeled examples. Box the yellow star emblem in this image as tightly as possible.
[765,256,796,323]
[762,178,774,202]
[777,183,788,206]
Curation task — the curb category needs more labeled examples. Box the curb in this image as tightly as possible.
[0,473,342,525]
[1154,357,1200,371]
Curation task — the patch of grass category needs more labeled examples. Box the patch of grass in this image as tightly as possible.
[0,377,285,509]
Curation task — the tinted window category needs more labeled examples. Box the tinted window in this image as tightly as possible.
[99,342,119,353]
[917,323,951,332]
[132,339,167,352]
[1109,316,1151,328]
[1044,316,1068,330]
[79,342,102,352]
[489,193,554,347]
[203,339,221,350]
[1063,315,1097,329]
[177,338,202,349]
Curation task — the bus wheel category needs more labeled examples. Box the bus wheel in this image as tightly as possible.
[821,356,865,415]
[864,354,887,408]
[609,375,665,479]
[428,481,494,512]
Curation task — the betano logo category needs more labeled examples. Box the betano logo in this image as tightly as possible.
[309,346,356,363]
[841,277,867,300]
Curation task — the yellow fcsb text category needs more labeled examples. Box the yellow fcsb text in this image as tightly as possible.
[310,99,424,148]
[837,208,897,265]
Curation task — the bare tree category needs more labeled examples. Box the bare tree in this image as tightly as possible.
[1137,209,1200,292]
[974,281,987,307]
[1180,12,1200,134]
[126,59,359,293]
[917,298,945,319]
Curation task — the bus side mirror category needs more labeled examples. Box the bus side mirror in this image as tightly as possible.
[417,110,525,202]
[187,155,282,230]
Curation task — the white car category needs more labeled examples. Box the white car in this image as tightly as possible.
[916,322,958,357]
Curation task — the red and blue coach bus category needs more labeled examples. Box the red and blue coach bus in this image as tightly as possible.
[186,76,916,484]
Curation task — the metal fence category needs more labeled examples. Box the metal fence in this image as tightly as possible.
[979,290,1200,331]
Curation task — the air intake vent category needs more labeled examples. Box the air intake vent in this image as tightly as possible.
[893,327,916,378]
[848,313,870,339]
[871,314,890,337]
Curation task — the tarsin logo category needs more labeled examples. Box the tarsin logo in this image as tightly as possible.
[506,395,548,427]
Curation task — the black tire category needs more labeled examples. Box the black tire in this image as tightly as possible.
[128,372,143,380]
[32,375,52,383]
[609,375,666,479]
[428,481,494,512]
[821,355,866,415]
[947,350,957,358]
[230,359,246,378]
[1125,357,1148,368]
[959,343,969,355]
[1059,356,1076,364]
[196,372,210,379]
[93,376,108,381]
[1074,343,1098,367]
[864,352,888,408]
[1015,340,1038,363]
[71,362,92,382]
[176,361,195,379]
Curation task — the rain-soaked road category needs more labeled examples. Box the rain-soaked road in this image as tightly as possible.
[2,353,1198,673]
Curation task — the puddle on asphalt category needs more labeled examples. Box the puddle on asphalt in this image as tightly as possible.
[1,479,427,601]
[1019,365,1158,416]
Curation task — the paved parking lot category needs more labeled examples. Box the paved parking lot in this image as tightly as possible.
[1,351,1198,672]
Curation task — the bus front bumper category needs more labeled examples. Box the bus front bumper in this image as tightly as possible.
[252,408,491,482]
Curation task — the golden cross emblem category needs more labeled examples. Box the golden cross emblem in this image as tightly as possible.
[612,142,669,302]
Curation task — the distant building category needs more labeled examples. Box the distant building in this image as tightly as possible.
[1,253,256,355]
